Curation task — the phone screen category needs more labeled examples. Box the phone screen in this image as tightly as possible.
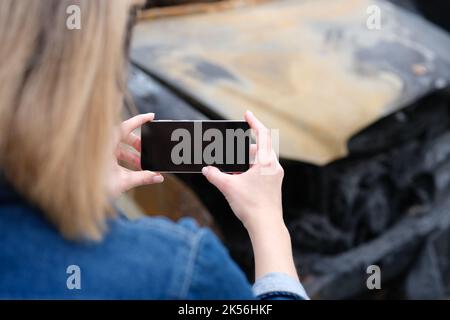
[141,121,251,173]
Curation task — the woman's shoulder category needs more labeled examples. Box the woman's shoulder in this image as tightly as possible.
[111,214,206,244]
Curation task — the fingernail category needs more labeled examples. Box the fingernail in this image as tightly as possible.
[202,167,209,175]
[153,175,164,183]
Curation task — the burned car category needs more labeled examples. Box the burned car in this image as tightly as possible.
[126,0,450,299]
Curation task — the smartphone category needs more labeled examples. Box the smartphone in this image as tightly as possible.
[141,120,251,173]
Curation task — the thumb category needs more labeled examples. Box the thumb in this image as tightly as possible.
[202,166,231,193]
[122,169,164,192]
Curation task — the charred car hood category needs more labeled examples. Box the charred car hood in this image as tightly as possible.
[131,0,450,165]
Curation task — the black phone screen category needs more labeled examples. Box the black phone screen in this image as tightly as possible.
[141,121,250,173]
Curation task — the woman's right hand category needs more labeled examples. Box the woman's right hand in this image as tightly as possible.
[202,111,298,281]
[201,111,285,234]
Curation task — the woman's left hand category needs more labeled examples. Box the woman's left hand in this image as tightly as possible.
[108,113,164,197]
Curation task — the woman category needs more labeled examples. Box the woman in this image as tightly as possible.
[0,0,308,299]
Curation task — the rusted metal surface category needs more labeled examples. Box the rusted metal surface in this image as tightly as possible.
[131,0,450,165]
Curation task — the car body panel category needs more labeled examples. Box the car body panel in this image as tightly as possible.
[132,0,450,165]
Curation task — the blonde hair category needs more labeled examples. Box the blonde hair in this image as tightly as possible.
[0,0,133,240]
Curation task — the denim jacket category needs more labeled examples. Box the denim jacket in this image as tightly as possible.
[0,179,308,300]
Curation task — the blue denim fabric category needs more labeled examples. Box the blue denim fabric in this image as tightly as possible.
[0,179,308,300]
[254,273,309,300]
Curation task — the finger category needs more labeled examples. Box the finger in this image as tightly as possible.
[121,113,155,137]
[245,111,272,153]
[202,166,231,193]
[245,110,267,136]
[123,132,141,152]
[116,146,141,170]
[245,111,272,163]
[122,169,164,191]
